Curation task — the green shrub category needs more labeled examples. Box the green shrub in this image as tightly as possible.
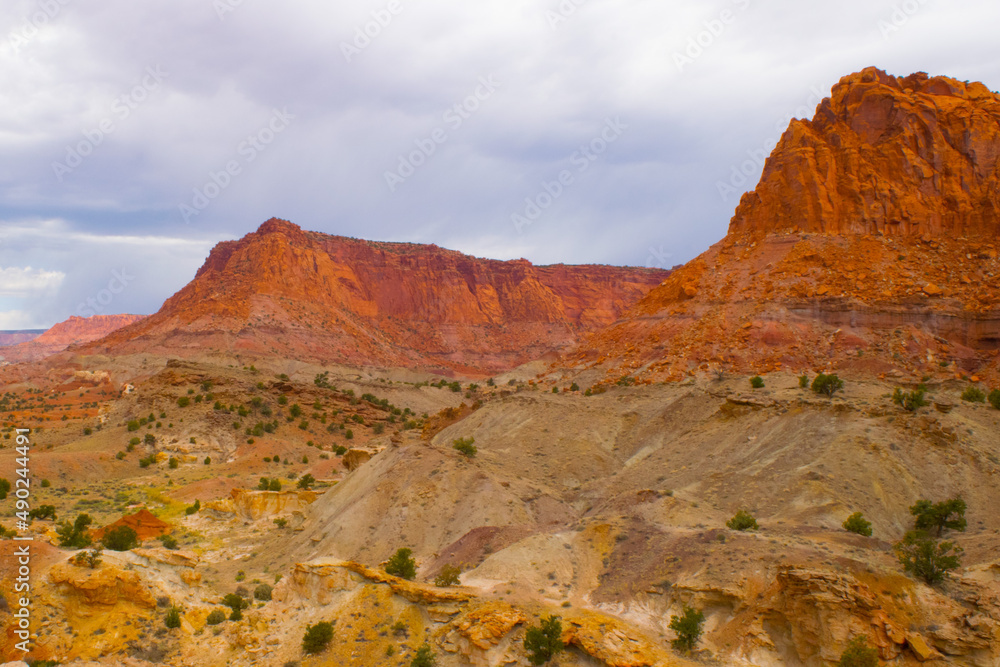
[894,531,963,584]
[668,606,705,654]
[206,609,227,625]
[185,499,201,515]
[297,474,316,490]
[385,548,417,580]
[988,389,1000,410]
[254,584,273,601]
[910,498,966,536]
[434,564,462,587]
[837,636,879,667]
[164,606,182,629]
[102,525,139,551]
[72,546,103,569]
[129,437,141,446]
[799,375,809,388]
[28,505,57,521]
[168,457,179,469]
[204,456,211,465]
[57,514,93,548]
[750,376,764,389]
[523,616,563,665]
[274,518,288,528]
[726,510,758,531]
[116,451,127,460]
[410,643,436,667]
[811,373,844,397]
[0,478,9,500]
[452,437,477,458]
[962,386,986,403]
[842,512,873,537]
[570,383,579,391]
[127,420,140,431]
[892,388,927,412]
[302,621,334,654]
[177,397,190,408]
[159,534,178,550]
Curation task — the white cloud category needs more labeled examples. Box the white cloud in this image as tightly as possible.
[0,265,65,296]
[0,310,46,330]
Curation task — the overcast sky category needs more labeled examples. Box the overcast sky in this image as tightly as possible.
[0,0,998,328]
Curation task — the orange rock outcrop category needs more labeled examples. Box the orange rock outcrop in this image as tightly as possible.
[81,219,668,374]
[563,68,1000,383]
[730,67,1000,239]
[91,508,171,541]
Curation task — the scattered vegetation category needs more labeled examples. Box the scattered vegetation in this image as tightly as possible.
[164,606,182,629]
[259,477,282,492]
[910,497,967,536]
[799,375,809,388]
[159,534,178,550]
[726,510,758,531]
[989,389,1000,410]
[254,584,273,601]
[297,474,316,490]
[811,373,844,397]
[434,564,462,587]
[206,609,227,625]
[57,514,93,549]
[72,546,103,569]
[749,376,764,389]
[895,531,963,584]
[668,606,705,654]
[302,621,334,655]
[523,615,564,665]
[28,505,57,521]
[837,636,879,667]
[961,386,986,403]
[185,499,201,515]
[410,643,436,667]
[384,547,417,580]
[102,525,139,551]
[452,436,477,458]
[842,512,873,537]
[892,387,928,412]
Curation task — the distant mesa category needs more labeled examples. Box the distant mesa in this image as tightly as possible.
[0,314,146,364]
[78,218,670,374]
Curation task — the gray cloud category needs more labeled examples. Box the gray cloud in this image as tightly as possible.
[1,0,998,327]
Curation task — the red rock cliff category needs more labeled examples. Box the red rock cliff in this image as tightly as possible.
[730,67,1000,239]
[82,219,668,374]
[1,314,146,364]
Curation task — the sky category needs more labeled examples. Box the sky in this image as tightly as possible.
[1,0,998,329]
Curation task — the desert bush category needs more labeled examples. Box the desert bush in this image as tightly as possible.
[185,499,201,515]
[57,514,93,548]
[297,474,315,490]
[302,621,334,654]
[385,548,417,580]
[127,420,140,431]
[892,388,927,412]
[168,457,179,469]
[28,505,56,521]
[160,534,178,550]
[910,497,966,536]
[811,373,844,397]
[164,606,182,629]
[0,478,9,500]
[206,609,226,625]
[254,584,273,601]
[410,643,437,667]
[523,616,563,665]
[750,376,765,389]
[452,437,477,458]
[434,564,461,587]
[895,531,963,584]
[668,606,705,654]
[799,375,809,388]
[177,397,190,408]
[837,636,879,667]
[962,386,986,403]
[72,546,103,569]
[102,525,139,552]
[988,389,1000,410]
[842,512,873,537]
[726,510,758,531]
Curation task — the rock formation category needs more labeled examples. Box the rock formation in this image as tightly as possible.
[563,68,1000,383]
[80,218,668,374]
[0,315,145,364]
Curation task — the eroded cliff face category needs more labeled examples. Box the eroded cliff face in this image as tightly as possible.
[564,68,1000,383]
[730,67,1000,239]
[81,218,668,374]
[0,315,145,364]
